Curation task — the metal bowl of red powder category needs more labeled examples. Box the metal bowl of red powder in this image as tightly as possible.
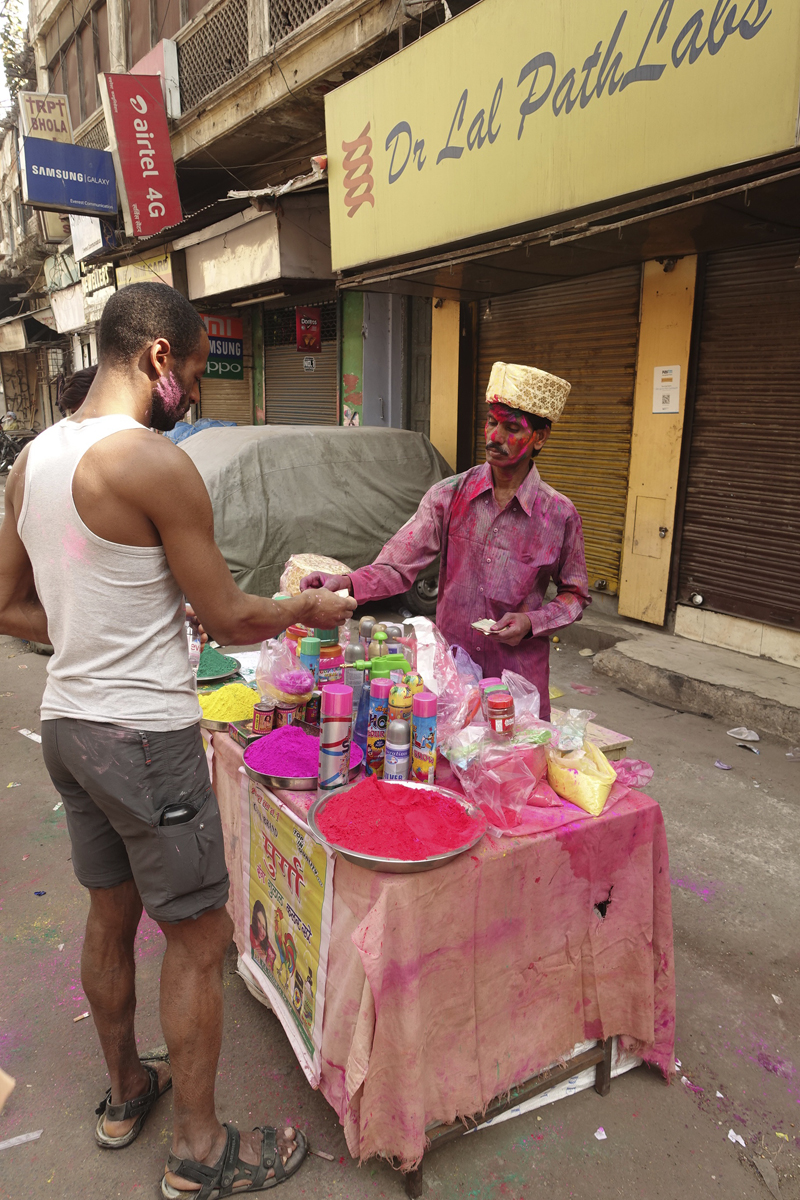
[307,778,487,873]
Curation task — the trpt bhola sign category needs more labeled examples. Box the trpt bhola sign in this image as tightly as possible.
[19,93,73,143]
[100,73,182,238]
[325,0,800,269]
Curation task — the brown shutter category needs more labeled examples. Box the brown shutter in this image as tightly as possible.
[678,240,800,629]
[476,265,641,595]
[264,343,337,426]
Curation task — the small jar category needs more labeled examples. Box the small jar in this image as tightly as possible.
[252,699,276,734]
[487,691,515,740]
[274,700,300,727]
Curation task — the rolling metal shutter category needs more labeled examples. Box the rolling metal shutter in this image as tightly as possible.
[678,241,800,629]
[264,343,337,425]
[476,266,641,594]
[199,379,252,424]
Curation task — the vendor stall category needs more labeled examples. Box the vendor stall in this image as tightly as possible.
[209,727,676,1193]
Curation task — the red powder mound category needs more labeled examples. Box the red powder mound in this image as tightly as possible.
[316,775,485,860]
[244,725,362,778]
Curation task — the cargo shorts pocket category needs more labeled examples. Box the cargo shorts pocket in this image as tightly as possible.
[156,791,227,902]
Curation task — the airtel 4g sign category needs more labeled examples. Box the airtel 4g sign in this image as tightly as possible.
[201,314,244,380]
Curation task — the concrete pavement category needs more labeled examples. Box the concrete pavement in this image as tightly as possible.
[0,630,798,1200]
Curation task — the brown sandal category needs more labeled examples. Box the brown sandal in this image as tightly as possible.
[94,1052,172,1149]
[160,1123,308,1198]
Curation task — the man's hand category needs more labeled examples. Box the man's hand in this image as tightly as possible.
[490,612,532,647]
[303,587,356,628]
[299,572,352,595]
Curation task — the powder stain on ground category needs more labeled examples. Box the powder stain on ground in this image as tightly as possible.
[317,776,485,859]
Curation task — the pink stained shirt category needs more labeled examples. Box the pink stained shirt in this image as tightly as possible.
[349,463,590,720]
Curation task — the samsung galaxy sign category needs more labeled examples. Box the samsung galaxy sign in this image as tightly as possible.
[20,138,117,216]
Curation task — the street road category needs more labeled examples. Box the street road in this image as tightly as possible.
[0,577,797,1198]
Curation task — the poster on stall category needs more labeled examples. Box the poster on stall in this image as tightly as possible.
[241,780,334,1085]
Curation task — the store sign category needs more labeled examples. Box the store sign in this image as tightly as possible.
[242,782,334,1085]
[325,0,800,270]
[19,92,73,143]
[44,251,80,292]
[51,283,86,333]
[70,215,116,262]
[20,139,117,217]
[116,249,174,289]
[296,306,321,353]
[200,314,244,379]
[99,73,182,238]
[81,261,117,323]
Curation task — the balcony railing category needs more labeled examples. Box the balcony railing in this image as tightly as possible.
[177,0,335,113]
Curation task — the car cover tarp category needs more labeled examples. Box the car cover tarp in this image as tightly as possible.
[181,425,452,596]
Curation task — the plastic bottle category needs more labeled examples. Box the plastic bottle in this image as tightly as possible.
[318,683,353,790]
[315,627,345,684]
[366,677,391,777]
[488,690,515,740]
[344,644,365,720]
[186,620,201,676]
[411,692,438,783]
[298,636,321,686]
[353,672,371,755]
[383,720,411,782]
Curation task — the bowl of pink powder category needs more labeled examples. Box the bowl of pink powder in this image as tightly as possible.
[243,725,363,791]
[307,778,487,873]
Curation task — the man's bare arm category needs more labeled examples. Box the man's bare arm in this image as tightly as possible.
[0,448,50,643]
[109,437,355,642]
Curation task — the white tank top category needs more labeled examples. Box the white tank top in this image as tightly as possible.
[17,415,201,731]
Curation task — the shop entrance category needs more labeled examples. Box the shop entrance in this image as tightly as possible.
[475,266,642,596]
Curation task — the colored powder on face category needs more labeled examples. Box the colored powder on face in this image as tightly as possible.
[199,683,258,722]
[197,646,240,679]
[155,370,184,414]
[244,725,362,779]
[316,775,485,860]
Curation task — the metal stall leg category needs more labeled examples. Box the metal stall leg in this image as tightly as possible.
[594,1038,613,1097]
[404,1163,424,1198]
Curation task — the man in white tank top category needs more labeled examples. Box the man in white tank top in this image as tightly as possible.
[0,282,355,1197]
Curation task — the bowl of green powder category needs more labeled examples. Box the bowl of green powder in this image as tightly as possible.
[196,645,241,682]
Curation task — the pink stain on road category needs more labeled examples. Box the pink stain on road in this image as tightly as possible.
[670,875,720,903]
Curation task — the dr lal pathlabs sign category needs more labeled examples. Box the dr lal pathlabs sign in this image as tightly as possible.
[325,0,800,270]
[100,73,182,238]
[20,139,117,216]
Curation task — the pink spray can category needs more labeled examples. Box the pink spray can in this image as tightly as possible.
[318,683,353,790]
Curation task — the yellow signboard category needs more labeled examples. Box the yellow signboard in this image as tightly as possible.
[115,250,174,289]
[325,0,800,270]
[19,93,73,143]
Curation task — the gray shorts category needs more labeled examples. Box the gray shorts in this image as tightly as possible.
[42,718,230,924]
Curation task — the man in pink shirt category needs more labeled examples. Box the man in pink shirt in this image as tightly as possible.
[302,362,589,719]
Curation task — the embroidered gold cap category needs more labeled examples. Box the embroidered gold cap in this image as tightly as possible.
[486,361,571,422]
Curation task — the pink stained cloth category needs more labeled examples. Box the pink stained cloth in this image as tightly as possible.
[347,463,590,720]
[211,732,676,1169]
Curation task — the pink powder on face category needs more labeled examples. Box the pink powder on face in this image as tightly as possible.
[244,725,361,778]
[155,370,184,414]
[317,776,486,860]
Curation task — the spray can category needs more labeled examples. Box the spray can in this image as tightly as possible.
[366,677,391,777]
[403,672,425,697]
[411,692,438,784]
[368,630,388,659]
[318,683,353,790]
[344,644,365,720]
[298,636,321,686]
[388,683,413,725]
[383,720,411,782]
[359,615,376,645]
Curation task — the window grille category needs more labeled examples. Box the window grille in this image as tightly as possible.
[178,0,248,112]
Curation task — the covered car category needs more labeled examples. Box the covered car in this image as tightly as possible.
[180,425,452,612]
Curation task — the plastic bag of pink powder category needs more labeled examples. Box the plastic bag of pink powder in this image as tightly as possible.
[445,732,558,829]
[611,758,654,789]
[256,639,314,703]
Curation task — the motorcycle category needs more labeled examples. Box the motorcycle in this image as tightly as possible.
[0,414,37,474]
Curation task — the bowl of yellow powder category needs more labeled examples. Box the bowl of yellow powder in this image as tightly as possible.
[199,682,259,730]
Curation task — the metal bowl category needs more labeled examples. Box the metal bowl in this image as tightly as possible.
[200,717,232,732]
[196,662,241,684]
[307,780,487,874]
[243,743,364,792]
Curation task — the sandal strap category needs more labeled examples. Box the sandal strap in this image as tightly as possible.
[96,1064,158,1123]
[259,1127,282,1181]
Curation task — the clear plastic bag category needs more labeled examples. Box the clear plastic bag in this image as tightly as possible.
[500,669,541,728]
[552,707,596,752]
[256,639,315,705]
[443,725,558,829]
[611,758,654,789]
